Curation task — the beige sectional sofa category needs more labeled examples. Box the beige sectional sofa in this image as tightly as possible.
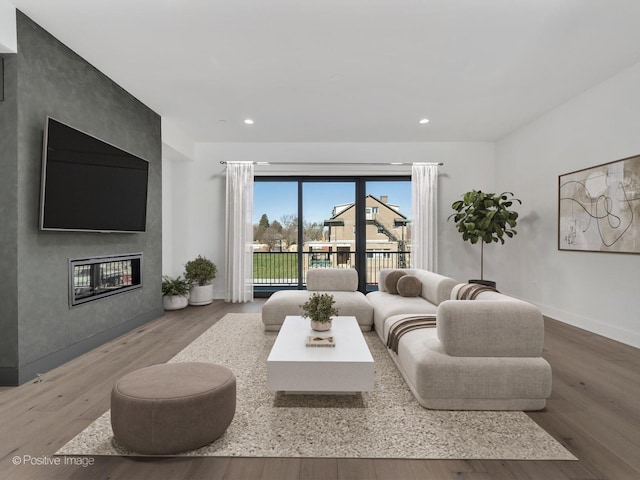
[261,268,373,331]
[369,269,552,411]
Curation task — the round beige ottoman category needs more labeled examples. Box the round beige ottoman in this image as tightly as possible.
[111,362,236,455]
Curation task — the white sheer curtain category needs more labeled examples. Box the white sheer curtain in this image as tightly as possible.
[411,163,439,272]
[225,162,254,303]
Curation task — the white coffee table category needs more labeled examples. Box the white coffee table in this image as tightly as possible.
[266,316,374,394]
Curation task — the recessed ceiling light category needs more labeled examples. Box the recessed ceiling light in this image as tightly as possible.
[390,162,403,165]
[419,118,429,125]
[244,119,254,125]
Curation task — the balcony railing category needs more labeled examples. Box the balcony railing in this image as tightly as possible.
[253,250,411,291]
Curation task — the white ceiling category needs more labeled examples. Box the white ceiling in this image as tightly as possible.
[10,0,640,143]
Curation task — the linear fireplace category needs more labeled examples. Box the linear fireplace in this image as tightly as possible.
[69,253,143,307]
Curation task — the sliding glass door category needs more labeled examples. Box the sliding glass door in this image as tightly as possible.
[254,176,409,295]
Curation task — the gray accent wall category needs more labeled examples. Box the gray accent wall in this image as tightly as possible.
[0,51,19,380]
[0,12,163,385]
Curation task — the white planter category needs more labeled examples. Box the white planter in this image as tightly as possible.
[163,295,188,311]
[310,320,332,331]
[189,283,214,306]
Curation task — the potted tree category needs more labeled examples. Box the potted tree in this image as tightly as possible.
[161,275,190,310]
[448,190,521,288]
[301,293,339,331]
[184,255,217,306]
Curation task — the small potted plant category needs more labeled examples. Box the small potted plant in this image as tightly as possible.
[301,293,339,331]
[161,275,190,310]
[184,255,217,306]
[448,190,521,288]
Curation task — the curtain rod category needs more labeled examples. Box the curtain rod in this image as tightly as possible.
[219,161,443,166]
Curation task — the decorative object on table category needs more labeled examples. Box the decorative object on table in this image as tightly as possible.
[305,336,335,347]
[301,292,339,331]
[559,154,640,254]
[184,255,217,306]
[161,275,190,310]
[448,190,521,288]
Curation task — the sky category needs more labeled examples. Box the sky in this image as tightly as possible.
[253,180,411,225]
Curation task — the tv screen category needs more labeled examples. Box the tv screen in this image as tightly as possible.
[39,117,149,233]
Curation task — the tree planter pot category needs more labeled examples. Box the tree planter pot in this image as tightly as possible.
[163,295,188,311]
[469,279,497,289]
[310,320,332,332]
[189,284,214,306]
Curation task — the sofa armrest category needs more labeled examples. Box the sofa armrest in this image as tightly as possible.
[307,268,358,291]
[436,300,544,357]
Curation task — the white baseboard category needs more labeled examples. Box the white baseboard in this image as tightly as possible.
[530,300,640,350]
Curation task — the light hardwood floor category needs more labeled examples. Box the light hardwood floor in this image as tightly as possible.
[1,299,639,480]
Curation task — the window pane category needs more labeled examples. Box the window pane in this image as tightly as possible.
[365,181,411,288]
[253,182,298,286]
[303,182,355,271]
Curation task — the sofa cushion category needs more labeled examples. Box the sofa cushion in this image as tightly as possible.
[262,289,373,332]
[384,270,407,294]
[367,291,438,340]
[262,290,310,330]
[397,275,421,297]
[307,268,358,292]
[382,313,436,344]
[436,300,545,357]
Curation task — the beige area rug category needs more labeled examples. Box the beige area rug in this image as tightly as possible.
[57,313,576,460]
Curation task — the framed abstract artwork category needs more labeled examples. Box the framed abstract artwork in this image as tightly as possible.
[558,154,640,254]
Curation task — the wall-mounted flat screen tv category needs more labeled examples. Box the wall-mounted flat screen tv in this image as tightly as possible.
[39,117,149,233]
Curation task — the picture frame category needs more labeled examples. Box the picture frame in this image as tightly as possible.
[558,154,640,254]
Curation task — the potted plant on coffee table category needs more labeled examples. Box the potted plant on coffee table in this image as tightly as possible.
[448,190,521,288]
[161,275,190,310]
[184,255,217,306]
[301,293,339,332]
